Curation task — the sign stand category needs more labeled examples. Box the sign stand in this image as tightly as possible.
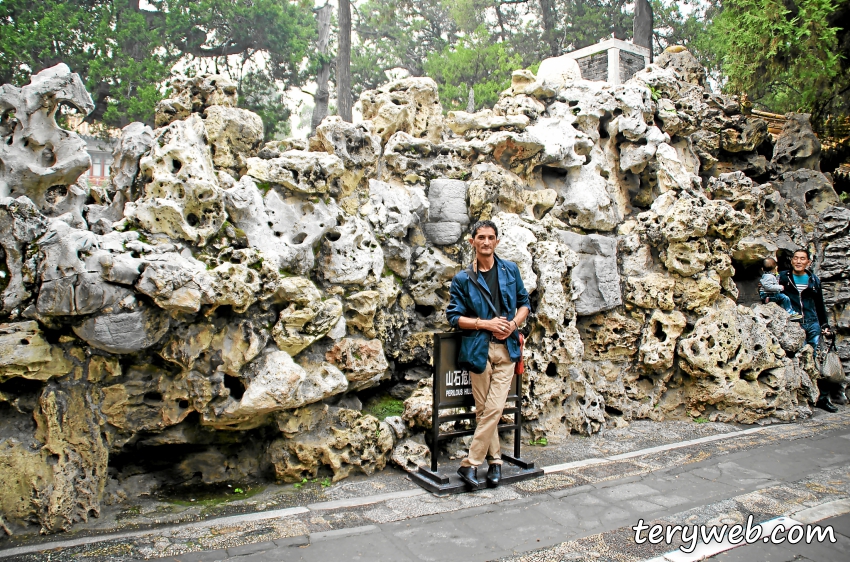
[409,333,544,495]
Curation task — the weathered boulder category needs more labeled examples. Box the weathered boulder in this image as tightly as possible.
[446,109,529,135]
[0,321,74,382]
[531,239,578,333]
[558,231,621,316]
[0,197,48,313]
[319,215,384,285]
[73,305,170,354]
[325,338,389,383]
[678,297,785,384]
[0,383,108,533]
[202,105,264,171]
[579,311,642,362]
[360,77,444,143]
[222,350,348,420]
[407,247,460,307]
[0,64,94,207]
[467,164,527,221]
[777,170,839,218]
[246,150,344,195]
[272,298,343,355]
[771,113,820,174]
[625,273,676,310]
[639,310,687,372]
[423,178,469,245]
[125,115,226,245]
[155,74,238,128]
[365,179,427,239]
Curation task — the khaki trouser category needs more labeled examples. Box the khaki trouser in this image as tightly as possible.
[460,342,514,467]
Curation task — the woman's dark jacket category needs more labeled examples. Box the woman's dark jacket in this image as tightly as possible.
[779,269,829,326]
[446,254,531,374]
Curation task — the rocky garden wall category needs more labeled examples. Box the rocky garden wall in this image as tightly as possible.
[0,49,847,536]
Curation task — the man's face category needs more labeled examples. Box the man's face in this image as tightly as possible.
[791,252,810,274]
[470,227,499,257]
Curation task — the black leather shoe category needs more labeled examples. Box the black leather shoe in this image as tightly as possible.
[831,388,848,405]
[457,466,479,487]
[816,396,839,413]
[486,464,501,488]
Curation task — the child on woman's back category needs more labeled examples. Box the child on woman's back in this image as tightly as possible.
[759,257,802,320]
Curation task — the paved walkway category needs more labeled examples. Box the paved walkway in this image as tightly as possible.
[4,411,850,562]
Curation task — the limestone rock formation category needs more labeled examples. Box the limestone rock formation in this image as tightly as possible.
[0,51,846,535]
[0,64,94,206]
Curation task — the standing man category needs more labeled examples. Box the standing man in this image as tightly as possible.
[446,220,531,488]
[779,249,837,411]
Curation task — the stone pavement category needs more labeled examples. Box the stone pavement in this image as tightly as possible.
[4,411,850,562]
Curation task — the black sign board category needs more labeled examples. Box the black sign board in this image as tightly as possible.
[409,332,542,495]
[435,334,475,408]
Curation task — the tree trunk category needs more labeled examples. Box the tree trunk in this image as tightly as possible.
[540,0,559,57]
[633,0,654,61]
[310,3,333,135]
[337,0,353,122]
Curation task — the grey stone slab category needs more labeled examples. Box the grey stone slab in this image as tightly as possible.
[823,512,850,539]
[596,482,660,501]
[642,471,739,502]
[569,492,610,507]
[645,494,691,508]
[710,541,802,562]
[534,499,584,532]
[623,499,666,515]
[690,461,775,488]
[251,532,415,562]
[464,504,570,553]
[784,528,850,562]
[386,519,504,562]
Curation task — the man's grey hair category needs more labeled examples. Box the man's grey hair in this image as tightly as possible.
[470,220,499,239]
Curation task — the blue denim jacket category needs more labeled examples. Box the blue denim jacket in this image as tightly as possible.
[446,255,531,373]
[778,269,829,326]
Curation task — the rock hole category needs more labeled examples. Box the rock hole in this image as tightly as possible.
[292,232,308,245]
[44,185,68,204]
[144,391,163,403]
[171,159,182,174]
[326,231,341,242]
[605,405,623,416]
[415,304,435,317]
[223,374,245,400]
[20,339,29,345]
[653,321,667,342]
[178,399,189,409]
[546,362,559,377]
[186,213,199,227]
[568,100,578,107]
[804,189,818,206]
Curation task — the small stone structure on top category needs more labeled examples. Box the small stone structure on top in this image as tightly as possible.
[539,38,651,85]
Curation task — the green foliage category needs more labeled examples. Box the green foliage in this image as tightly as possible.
[693,416,709,424]
[352,0,459,95]
[424,27,521,112]
[239,71,292,141]
[0,0,315,128]
[364,394,405,420]
[528,436,548,446]
[709,0,846,121]
[293,477,309,489]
